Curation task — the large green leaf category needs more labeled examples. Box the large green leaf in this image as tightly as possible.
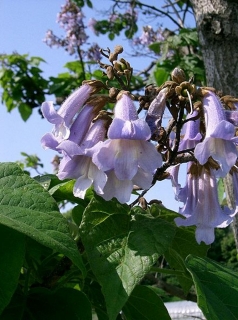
[185,255,238,320]
[148,203,209,293]
[80,196,176,320]
[164,227,209,293]
[122,285,171,320]
[0,225,25,315]
[0,162,85,275]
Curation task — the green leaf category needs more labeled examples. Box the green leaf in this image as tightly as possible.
[148,42,161,54]
[80,196,175,320]
[86,0,93,8]
[153,67,170,86]
[122,285,171,320]
[18,103,32,121]
[0,162,85,276]
[49,179,85,204]
[164,228,209,293]
[34,174,65,190]
[64,61,83,73]
[0,225,25,315]
[185,255,238,320]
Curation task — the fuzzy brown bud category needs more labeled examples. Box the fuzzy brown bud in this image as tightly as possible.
[114,45,123,54]
[109,87,120,99]
[171,67,186,84]
[82,80,107,94]
[106,66,114,80]
[109,52,118,63]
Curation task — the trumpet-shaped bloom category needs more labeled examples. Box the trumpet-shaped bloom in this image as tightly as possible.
[57,119,107,199]
[194,91,238,177]
[41,84,92,147]
[101,166,155,203]
[179,111,202,151]
[42,104,95,151]
[175,164,234,245]
[92,93,162,201]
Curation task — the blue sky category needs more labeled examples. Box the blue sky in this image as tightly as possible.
[0,0,191,210]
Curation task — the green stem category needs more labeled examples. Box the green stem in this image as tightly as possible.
[150,267,184,275]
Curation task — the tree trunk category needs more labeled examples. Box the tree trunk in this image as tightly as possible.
[190,0,238,96]
[191,0,238,250]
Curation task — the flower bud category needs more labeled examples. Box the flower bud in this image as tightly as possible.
[171,67,186,84]
[106,66,114,79]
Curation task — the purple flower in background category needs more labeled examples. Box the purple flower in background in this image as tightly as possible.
[92,92,162,203]
[41,84,92,149]
[88,18,98,35]
[57,118,108,199]
[175,163,234,245]
[194,91,238,177]
[44,0,88,54]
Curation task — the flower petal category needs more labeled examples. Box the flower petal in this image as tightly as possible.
[114,140,138,180]
[137,140,162,173]
[108,118,151,140]
[102,170,133,203]
[41,101,62,124]
[73,175,92,199]
[41,133,60,150]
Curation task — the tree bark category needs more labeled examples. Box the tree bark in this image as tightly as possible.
[190,0,238,96]
[191,0,238,250]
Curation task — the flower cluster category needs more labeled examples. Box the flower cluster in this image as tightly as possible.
[41,50,238,244]
[133,25,164,46]
[41,81,162,203]
[43,0,100,61]
[137,70,238,245]
[43,0,88,55]
[164,89,238,244]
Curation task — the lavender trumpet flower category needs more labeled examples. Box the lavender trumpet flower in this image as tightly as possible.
[175,163,234,245]
[194,91,238,177]
[92,92,162,203]
[41,84,92,150]
[57,118,108,199]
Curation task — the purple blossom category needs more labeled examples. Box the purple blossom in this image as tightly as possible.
[179,110,202,151]
[92,92,162,203]
[44,0,88,54]
[133,25,157,46]
[57,119,108,199]
[175,163,234,245]
[88,18,98,35]
[166,164,181,201]
[41,84,92,149]
[194,91,238,177]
